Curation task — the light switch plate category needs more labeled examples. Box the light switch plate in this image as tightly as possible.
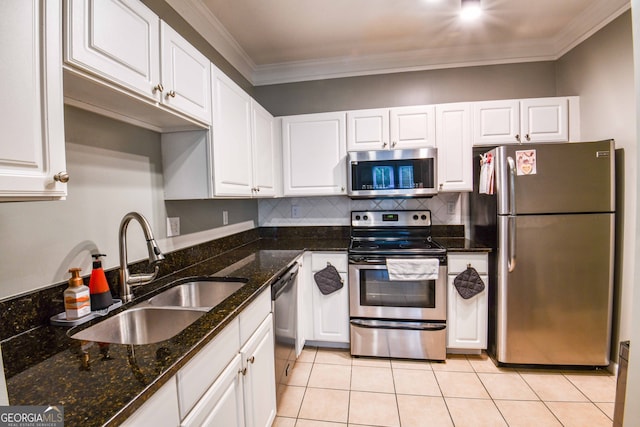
[167,217,180,237]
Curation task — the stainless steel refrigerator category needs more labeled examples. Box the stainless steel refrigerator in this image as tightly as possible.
[470,140,615,366]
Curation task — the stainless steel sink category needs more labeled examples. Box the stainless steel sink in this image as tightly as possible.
[70,307,205,345]
[145,278,246,309]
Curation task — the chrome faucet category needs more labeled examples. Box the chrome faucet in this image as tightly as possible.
[118,212,165,302]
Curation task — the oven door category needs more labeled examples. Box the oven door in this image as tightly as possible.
[349,261,446,321]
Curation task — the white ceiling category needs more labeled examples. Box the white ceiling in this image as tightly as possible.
[166,0,630,86]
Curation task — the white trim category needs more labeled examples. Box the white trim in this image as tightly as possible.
[167,0,630,86]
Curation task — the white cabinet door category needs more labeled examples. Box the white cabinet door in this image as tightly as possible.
[0,0,67,200]
[520,98,569,143]
[435,103,472,192]
[251,100,277,197]
[160,22,211,124]
[65,0,160,99]
[347,108,390,151]
[472,100,520,145]
[181,355,245,427]
[447,253,489,351]
[282,112,347,196]
[211,66,253,197]
[310,253,349,344]
[390,105,436,149]
[122,378,180,427]
[241,315,277,427]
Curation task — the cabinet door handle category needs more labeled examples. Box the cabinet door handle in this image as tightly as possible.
[382,142,388,148]
[166,90,176,98]
[515,134,521,142]
[525,134,531,141]
[239,367,247,376]
[54,171,69,183]
[248,356,255,364]
[391,141,397,148]
[153,83,164,94]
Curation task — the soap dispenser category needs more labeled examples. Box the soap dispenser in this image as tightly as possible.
[64,268,91,320]
[89,254,113,310]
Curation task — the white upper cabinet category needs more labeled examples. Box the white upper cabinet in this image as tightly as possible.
[347,105,435,151]
[162,68,278,200]
[473,97,572,146]
[472,99,520,145]
[0,0,67,201]
[160,22,211,124]
[64,0,210,131]
[390,105,436,149]
[65,0,160,98]
[282,112,347,197]
[211,66,253,197]
[435,103,472,192]
[347,109,389,151]
[251,100,278,197]
[520,97,569,143]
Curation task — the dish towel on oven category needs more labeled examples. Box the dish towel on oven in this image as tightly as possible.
[453,267,485,299]
[385,258,439,281]
[314,264,344,295]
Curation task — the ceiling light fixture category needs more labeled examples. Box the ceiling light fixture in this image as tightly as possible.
[460,0,482,21]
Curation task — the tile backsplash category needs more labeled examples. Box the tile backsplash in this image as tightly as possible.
[258,194,464,226]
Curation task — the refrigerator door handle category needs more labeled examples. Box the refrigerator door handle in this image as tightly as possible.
[507,156,517,215]
[508,216,517,272]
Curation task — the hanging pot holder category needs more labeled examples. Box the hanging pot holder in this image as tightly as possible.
[453,266,485,299]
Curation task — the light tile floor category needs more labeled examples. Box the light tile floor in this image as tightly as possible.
[273,347,616,427]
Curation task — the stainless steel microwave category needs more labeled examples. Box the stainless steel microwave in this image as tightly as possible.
[347,148,438,198]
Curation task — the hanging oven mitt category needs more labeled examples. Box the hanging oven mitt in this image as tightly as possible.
[453,266,485,299]
[314,264,344,295]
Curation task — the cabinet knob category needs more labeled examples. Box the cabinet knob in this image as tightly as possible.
[248,356,255,364]
[341,187,345,192]
[166,90,176,98]
[392,141,397,148]
[239,367,247,376]
[153,83,164,94]
[255,187,260,192]
[525,134,531,141]
[54,171,69,183]
[382,142,388,148]
[439,183,443,190]
[515,134,521,142]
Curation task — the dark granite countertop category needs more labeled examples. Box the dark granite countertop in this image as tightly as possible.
[2,231,488,426]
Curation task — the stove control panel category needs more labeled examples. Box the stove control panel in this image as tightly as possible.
[351,210,432,227]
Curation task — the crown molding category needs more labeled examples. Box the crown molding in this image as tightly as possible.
[169,0,631,87]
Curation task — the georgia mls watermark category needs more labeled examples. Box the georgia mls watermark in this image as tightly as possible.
[0,406,63,427]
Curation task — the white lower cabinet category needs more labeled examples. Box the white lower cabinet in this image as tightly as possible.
[447,252,489,352]
[124,288,275,427]
[240,316,277,427]
[121,378,180,426]
[306,252,350,344]
[181,355,245,427]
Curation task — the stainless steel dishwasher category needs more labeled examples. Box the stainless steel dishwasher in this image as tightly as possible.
[271,262,299,405]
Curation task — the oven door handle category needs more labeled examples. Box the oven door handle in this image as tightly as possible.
[350,319,446,331]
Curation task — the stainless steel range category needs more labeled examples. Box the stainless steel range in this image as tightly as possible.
[348,210,447,361]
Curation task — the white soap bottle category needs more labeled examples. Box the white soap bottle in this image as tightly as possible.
[64,268,91,320]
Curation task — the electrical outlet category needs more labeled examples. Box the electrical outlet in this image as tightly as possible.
[291,205,301,218]
[167,217,180,237]
[222,210,229,225]
[447,201,457,215]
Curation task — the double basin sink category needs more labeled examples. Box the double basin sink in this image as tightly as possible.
[71,277,247,345]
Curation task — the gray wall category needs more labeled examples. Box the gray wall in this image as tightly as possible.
[556,11,636,356]
[0,107,257,300]
[254,62,558,116]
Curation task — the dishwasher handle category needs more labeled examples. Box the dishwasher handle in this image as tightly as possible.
[271,264,299,300]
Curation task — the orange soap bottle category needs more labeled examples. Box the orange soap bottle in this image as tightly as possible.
[89,254,113,310]
[64,268,91,320]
